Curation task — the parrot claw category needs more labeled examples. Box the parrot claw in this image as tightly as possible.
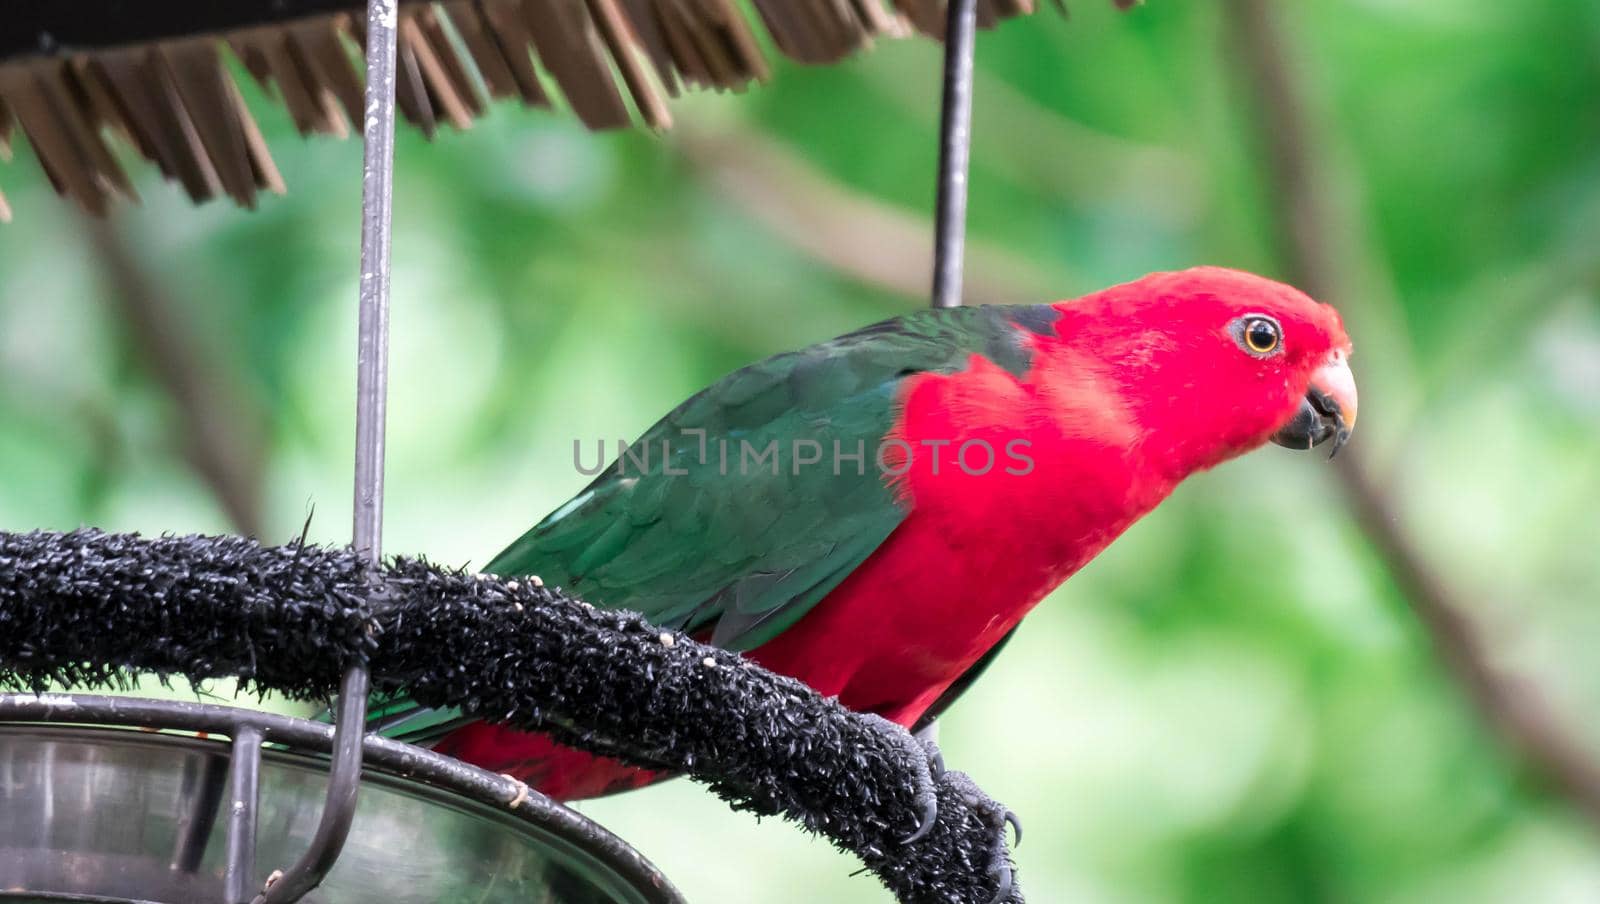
[906,792,940,846]
[940,768,1022,903]
[859,713,1021,900]
[859,713,942,845]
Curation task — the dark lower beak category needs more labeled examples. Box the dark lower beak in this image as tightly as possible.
[1272,352,1357,459]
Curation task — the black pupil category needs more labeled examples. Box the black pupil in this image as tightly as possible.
[1247,320,1277,349]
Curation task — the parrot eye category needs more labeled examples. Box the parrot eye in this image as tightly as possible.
[1233,315,1283,357]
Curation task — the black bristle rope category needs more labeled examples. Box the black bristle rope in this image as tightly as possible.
[0,527,1021,904]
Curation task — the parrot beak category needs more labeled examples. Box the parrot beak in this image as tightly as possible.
[1272,350,1357,459]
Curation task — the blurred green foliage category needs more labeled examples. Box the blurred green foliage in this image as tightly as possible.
[2,1,1599,901]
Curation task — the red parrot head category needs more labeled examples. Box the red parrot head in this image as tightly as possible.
[1045,266,1357,478]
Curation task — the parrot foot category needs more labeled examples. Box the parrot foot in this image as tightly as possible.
[859,713,941,845]
[860,713,1021,901]
[940,767,1022,904]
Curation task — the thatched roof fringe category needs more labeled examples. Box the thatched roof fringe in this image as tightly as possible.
[0,0,1052,219]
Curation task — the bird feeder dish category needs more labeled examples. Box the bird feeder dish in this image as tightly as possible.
[0,697,680,904]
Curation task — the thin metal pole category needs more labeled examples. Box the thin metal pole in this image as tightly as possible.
[257,0,398,899]
[224,726,263,904]
[930,0,979,309]
[350,4,397,559]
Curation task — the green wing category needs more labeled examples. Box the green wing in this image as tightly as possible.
[363,303,1057,739]
[491,303,1055,649]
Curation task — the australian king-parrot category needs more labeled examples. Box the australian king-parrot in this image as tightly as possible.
[368,266,1358,801]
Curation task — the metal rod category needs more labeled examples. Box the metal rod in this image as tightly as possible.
[257,0,398,898]
[224,726,263,904]
[931,0,979,309]
[351,21,397,562]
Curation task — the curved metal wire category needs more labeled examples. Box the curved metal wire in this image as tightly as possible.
[257,667,370,902]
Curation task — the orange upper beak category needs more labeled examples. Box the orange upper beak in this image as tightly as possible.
[1271,350,1357,458]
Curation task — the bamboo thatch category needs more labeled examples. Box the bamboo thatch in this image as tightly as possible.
[0,1,1069,220]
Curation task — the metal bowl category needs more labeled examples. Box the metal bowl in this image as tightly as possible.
[0,722,678,903]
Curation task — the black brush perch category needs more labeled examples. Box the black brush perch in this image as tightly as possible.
[0,527,1021,904]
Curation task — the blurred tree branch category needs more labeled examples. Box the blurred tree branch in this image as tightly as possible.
[1223,0,1600,828]
[82,216,268,537]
